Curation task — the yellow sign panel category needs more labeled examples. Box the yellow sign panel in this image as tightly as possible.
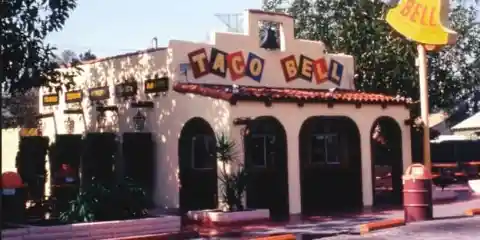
[386,0,457,45]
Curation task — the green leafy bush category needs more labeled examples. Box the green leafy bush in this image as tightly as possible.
[59,177,148,223]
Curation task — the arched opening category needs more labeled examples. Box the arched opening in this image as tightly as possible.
[178,117,217,213]
[244,116,289,219]
[299,116,362,215]
[370,116,403,206]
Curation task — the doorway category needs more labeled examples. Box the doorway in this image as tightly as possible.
[49,134,83,214]
[371,117,403,206]
[82,133,117,187]
[16,136,50,201]
[178,117,217,213]
[123,132,155,205]
[244,116,289,219]
[299,116,363,215]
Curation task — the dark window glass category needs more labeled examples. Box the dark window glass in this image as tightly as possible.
[250,135,269,167]
[326,134,340,164]
[310,135,327,163]
[191,135,215,169]
[265,135,276,164]
[310,134,340,164]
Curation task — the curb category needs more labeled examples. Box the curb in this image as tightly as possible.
[109,231,199,240]
[465,208,480,216]
[359,218,405,235]
[250,234,296,240]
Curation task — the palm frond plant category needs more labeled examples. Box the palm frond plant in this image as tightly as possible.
[216,133,248,212]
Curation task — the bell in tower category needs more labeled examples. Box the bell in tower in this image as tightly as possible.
[260,27,280,50]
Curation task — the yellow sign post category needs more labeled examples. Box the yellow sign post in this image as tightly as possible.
[385,0,458,170]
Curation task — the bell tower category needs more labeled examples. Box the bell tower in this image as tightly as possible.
[243,9,295,52]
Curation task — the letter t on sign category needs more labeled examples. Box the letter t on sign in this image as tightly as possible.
[188,48,210,79]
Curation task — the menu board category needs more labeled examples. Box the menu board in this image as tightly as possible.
[144,77,169,93]
[42,93,59,106]
[88,86,110,101]
[65,90,83,103]
[115,82,138,97]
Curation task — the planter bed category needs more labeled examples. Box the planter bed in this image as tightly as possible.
[187,209,270,226]
[1,215,181,240]
[468,179,480,194]
[432,187,459,202]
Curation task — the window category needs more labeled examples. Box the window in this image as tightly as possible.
[250,134,276,167]
[191,135,215,169]
[310,134,340,164]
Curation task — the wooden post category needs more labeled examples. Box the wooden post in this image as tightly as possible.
[417,45,431,170]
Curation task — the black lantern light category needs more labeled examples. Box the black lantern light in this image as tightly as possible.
[97,111,107,130]
[64,117,75,134]
[133,110,146,132]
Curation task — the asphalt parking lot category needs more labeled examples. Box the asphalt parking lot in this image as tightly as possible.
[320,216,480,240]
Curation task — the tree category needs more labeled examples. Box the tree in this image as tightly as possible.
[56,49,97,66]
[79,50,97,61]
[1,0,78,95]
[262,0,480,114]
[58,49,79,65]
[1,0,78,128]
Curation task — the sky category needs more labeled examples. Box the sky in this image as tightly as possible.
[46,0,478,58]
[46,0,262,58]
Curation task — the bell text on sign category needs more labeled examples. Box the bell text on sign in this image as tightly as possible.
[187,48,342,86]
[386,0,458,45]
[280,55,343,86]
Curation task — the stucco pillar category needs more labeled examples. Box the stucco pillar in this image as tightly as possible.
[284,118,302,215]
[359,125,373,207]
[402,125,413,172]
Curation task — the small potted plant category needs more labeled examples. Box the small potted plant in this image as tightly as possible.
[187,133,269,224]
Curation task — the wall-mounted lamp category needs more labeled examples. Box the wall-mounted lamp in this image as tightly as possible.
[37,118,45,135]
[97,111,107,130]
[64,117,75,134]
[132,110,146,132]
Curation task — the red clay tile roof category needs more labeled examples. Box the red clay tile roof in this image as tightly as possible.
[173,83,412,105]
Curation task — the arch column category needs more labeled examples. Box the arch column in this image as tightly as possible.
[401,124,413,171]
[282,116,303,215]
[358,121,374,207]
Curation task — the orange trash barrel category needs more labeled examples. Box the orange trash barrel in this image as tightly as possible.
[402,164,433,222]
[2,171,26,223]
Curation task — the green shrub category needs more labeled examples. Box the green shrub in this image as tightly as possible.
[59,177,148,223]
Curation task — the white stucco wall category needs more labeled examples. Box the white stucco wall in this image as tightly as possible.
[1,128,21,173]
[229,103,411,214]
[39,9,412,214]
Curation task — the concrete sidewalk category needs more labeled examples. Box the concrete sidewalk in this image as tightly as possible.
[321,216,480,240]
[189,190,479,239]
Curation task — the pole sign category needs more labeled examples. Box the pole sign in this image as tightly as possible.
[385,0,457,46]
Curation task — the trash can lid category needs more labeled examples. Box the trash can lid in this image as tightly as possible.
[1,171,23,188]
[403,163,432,180]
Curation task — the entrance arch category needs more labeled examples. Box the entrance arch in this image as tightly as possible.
[244,116,289,219]
[299,116,363,214]
[178,117,217,213]
[370,116,403,206]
